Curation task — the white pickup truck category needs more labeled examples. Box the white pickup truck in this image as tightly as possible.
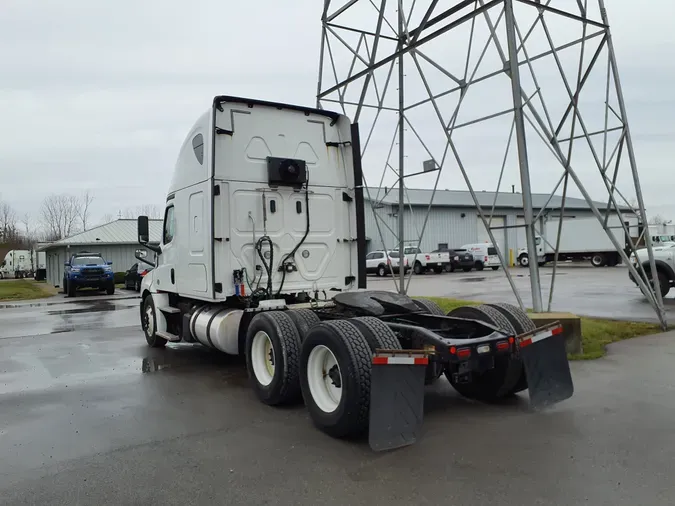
[629,243,675,297]
[393,246,451,274]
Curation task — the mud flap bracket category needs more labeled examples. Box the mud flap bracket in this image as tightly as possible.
[368,350,428,452]
[518,322,574,410]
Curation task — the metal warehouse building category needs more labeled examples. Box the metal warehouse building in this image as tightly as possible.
[40,219,162,288]
[364,188,629,261]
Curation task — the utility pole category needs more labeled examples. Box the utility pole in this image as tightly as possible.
[504,0,543,311]
[397,2,406,294]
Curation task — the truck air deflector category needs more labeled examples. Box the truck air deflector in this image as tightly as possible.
[213,96,341,122]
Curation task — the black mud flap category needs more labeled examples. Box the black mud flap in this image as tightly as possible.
[519,323,574,410]
[368,351,427,452]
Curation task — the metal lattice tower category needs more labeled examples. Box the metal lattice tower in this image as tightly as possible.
[317,0,667,328]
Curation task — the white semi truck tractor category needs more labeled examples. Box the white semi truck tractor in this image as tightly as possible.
[136,96,573,450]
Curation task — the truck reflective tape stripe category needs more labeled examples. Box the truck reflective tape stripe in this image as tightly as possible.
[372,356,428,365]
[520,325,563,348]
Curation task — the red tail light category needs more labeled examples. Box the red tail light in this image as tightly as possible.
[484,256,488,262]
[456,347,471,359]
[387,258,391,265]
[496,340,510,351]
[140,270,148,277]
[425,255,430,260]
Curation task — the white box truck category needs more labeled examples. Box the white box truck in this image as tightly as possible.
[133,96,572,450]
[517,214,639,268]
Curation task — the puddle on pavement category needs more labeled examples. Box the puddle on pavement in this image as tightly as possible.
[140,351,248,386]
[461,277,486,283]
[142,357,172,373]
[47,303,121,315]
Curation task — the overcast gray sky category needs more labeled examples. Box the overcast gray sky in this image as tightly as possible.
[1,0,673,227]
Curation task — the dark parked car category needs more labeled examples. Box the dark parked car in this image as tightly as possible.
[433,248,474,272]
[124,262,153,291]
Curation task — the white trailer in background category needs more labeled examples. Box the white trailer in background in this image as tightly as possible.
[517,214,639,267]
[0,249,47,279]
[33,250,47,280]
[0,250,32,278]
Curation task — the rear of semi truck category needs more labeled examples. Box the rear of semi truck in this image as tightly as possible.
[136,96,573,450]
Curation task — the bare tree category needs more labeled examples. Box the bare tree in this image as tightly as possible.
[40,194,82,241]
[123,204,162,219]
[78,191,94,231]
[0,200,19,243]
[649,214,665,226]
[100,213,116,225]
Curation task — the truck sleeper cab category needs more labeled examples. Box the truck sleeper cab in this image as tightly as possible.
[137,96,573,450]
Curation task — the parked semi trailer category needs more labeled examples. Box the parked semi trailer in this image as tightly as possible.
[135,96,573,450]
[0,249,32,279]
[517,214,639,267]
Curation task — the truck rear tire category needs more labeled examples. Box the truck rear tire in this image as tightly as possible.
[142,296,167,348]
[411,299,445,383]
[591,253,606,267]
[475,261,484,271]
[246,311,302,406]
[485,302,536,393]
[286,309,320,342]
[300,320,372,438]
[412,298,444,315]
[486,302,536,333]
[377,264,386,277]
[349,316,401,351]
[445,305,522,400]
[413,261,424,275]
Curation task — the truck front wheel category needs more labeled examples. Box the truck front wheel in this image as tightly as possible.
[518,254,529,267]
[649,269,671,298]
[106,283,115,295]
[246,311,302,406]
[142,296,166,348]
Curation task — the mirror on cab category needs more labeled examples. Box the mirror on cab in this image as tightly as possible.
[138,215,149,244]
[135,247,156,268]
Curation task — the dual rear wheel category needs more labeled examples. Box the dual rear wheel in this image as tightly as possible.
[245,310,400,438]
[244,301,537,438]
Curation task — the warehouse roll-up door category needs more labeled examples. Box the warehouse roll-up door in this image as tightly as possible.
[516,217,526,250]
[477,216,506,256]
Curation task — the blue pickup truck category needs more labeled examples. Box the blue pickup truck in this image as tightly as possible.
[63,252,115,297]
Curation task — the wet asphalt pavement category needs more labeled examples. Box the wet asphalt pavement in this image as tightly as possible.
[1,281,675,505]
[368,263,674,323]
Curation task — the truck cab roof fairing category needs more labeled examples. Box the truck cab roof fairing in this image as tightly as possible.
[213,96,342,124]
